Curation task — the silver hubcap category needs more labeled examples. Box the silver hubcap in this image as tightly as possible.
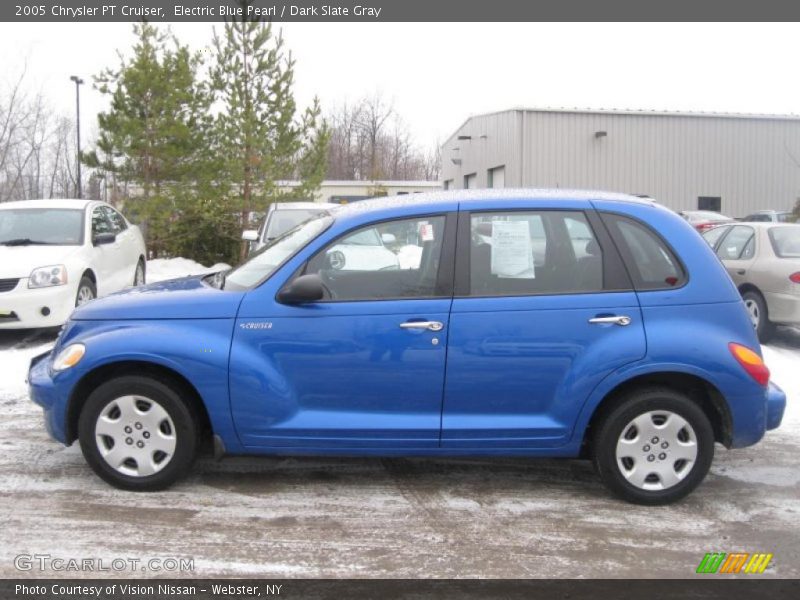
[615,411,698,491]
[134,264,144,286]
[744,299,760,329]
[76,285,94,306]
[95,395,177,477]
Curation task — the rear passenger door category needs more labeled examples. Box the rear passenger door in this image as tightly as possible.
[442,206,646,448]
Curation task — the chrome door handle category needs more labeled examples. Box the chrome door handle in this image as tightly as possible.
[400,321,444,331]
[589,315,631,326]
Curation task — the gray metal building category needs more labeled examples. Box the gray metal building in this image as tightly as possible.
[441,108,800,216]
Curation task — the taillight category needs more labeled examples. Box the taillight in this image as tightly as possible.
[728,343,770,387]
[790,272,800,284]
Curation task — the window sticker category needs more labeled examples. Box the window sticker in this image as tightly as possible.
[419,222,434,242]
[490,220,535,278]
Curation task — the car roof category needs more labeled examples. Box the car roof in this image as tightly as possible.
[334,188,656,218]
[743,222,800,229]
[0,198,94,210]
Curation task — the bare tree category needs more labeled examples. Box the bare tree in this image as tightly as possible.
[326,92,439,181]
[0,69,80,202]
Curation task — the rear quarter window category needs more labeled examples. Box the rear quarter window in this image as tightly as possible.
[768,226,800,258]
[602,213,686,290]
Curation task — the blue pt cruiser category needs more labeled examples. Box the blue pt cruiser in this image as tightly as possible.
[29,191,786,504]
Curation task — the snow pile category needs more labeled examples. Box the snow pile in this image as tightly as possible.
[763,344,799,426]
[0,342,53,402]
[146,258,230,283]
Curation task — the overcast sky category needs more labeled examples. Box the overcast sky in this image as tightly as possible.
[2,22,800,152]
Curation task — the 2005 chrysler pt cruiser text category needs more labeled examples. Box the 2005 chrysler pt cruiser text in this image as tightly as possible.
[28,190,786,504]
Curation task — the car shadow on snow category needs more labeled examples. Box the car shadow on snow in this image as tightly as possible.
[0,327,60,351]
[770,326,800,350]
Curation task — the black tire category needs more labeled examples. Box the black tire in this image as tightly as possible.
[133,259,146,286]
[592,387,715,505]
[78,376,199,491]
[742,290,774,344]
[74,276,97,307]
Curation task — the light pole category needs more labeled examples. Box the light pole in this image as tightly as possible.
[69,75,84,199]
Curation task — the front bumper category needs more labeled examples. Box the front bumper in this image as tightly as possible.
[28,350,73,444]
[766,381,786,431]
[0,281,76,329]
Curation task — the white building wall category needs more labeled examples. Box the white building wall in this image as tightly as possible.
[442,109,800,216]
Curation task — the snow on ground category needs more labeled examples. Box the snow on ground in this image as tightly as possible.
[0,341,53,402]
[763,344,800,426]
[146,257,230,283]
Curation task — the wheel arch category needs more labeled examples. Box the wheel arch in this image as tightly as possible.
[66,360,212,447]
[581,371,733,456]
[738,282,764,300]
[80,268,97,285]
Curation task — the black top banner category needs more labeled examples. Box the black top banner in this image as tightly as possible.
[3,0,800,22]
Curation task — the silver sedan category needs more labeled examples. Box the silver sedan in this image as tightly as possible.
[703,222,800,342]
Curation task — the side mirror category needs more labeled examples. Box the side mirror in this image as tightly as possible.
[276,274,325,305]
[93,233,116,246]
[380,233,396,245]
[242,230,259,242]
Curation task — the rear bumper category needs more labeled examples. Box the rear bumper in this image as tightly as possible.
[766,381,786,431]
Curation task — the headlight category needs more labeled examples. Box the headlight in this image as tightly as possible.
[28,265,67,288]
[52,343,85,371]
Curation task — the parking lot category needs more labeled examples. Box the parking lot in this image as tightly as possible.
[1,326,798,579]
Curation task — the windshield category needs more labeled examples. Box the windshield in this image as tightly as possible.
[0,208,84,245]
[768,226,800,258]
[226,215,333,290]
[265,209,326,240]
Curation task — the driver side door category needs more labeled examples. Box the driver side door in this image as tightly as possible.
[229,213,456,449]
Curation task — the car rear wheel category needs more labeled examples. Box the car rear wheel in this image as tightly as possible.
[742,290,774,343]
[78,376,198,491]
[592,388,714,505]
[133,259,146,286]
[75,276,96,307]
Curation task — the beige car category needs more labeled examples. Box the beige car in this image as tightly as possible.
[702,222,800,342]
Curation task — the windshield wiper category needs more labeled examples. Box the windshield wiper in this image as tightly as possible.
[0,238,54,246]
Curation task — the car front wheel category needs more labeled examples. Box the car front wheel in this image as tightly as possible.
[592,387,714,505]
[75,276,96,307]
[78,376,198,491]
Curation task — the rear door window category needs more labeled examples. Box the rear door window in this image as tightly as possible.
[467,211,604,296]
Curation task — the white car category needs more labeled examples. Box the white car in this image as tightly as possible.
[0,199,146,329]
[323,226,400,271]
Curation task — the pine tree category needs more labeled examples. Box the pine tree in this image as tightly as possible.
[210,0,329,257]
[84,22,214,257]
